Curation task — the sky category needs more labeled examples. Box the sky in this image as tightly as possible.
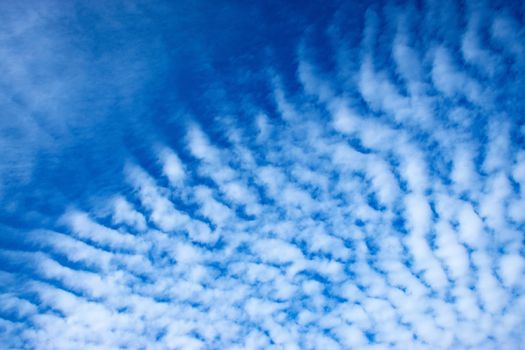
[1,0,525,349]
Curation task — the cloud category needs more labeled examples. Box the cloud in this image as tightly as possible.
[1,0,525,349]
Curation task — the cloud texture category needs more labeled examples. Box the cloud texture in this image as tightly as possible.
[1,0,525,349]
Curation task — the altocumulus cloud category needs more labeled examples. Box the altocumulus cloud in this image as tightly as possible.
[1,0,525,349]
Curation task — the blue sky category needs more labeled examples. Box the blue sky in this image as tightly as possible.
[1,0,525,349]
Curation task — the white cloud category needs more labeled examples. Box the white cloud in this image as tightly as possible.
[62,210,142,251]
[3,2,525,349]
[499,254,525,288]
[457,202,485,248]
[432,46,486,105]
[160,147,186,186]
[112,196,147,231]
[252,238,304,265]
